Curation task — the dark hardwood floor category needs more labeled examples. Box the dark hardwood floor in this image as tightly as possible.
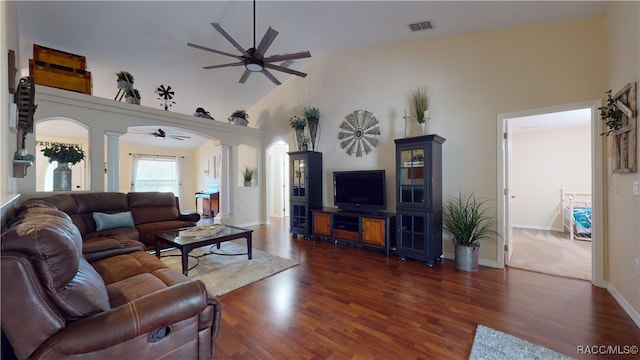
[212,218,640,359]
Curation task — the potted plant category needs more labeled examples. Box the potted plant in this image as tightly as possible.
[116,71,134,90]
[599,89,622,136]
[13,150,35,162]
[124,88,141,104]
[243,166,255,187]
[41,143,86,191]
[228,110,249,126]
[194,107,214,120]
[411,86,430,134]
[303,107,320,151]
[443,192,497,272]
[289,115,306,130]
[289,115,307,150]
[299,136,310,151]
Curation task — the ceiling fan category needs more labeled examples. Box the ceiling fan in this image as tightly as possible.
[187,0,311,85]
[132,128,191,141]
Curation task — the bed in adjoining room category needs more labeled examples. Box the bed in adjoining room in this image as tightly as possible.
[561,188,592,241]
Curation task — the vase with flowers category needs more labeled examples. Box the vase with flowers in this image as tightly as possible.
[41,143,85,191]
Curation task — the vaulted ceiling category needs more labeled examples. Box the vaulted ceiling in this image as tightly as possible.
[17,1,608,148]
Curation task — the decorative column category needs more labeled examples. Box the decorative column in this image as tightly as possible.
[105,131,124,192]
[219,144,232,221]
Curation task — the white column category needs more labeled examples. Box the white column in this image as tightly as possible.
[220,144,232,221]
[105,131,124,192]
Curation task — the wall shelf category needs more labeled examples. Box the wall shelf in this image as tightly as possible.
[12,160,33,178]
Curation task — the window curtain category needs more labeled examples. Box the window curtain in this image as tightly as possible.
[174,155,182,196]
[130,153,141,192]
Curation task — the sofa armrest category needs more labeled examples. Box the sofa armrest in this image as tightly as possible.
[178,212,201,222]
[34,280,219,357]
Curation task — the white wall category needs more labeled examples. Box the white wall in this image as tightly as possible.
[512,125,591,230]
[2,1,19,198]
[604,1,640,320]
[250,18,606,265]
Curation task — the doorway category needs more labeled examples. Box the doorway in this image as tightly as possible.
[497,100,605,286]
[266,142,290,221]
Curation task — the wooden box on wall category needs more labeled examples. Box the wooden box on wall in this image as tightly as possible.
[29,59,92,95]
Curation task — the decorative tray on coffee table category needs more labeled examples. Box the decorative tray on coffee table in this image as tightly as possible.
[178,225,226,239]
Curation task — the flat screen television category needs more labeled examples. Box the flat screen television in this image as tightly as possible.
[333,170,386,213]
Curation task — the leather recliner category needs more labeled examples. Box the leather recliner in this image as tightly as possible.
[1,205,221,359]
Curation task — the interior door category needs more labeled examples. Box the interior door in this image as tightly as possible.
[504,122,514,265]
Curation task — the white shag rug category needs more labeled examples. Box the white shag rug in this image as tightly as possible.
[469,325,574,360]
[160,242,298,296]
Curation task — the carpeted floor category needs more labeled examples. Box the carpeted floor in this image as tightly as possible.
[509,228,591,280]
[469,325,574,360]
[160,242,299,296]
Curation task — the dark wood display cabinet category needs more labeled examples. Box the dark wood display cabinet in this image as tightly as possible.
[394,134,446,267]
[311,208,395,256]
[288,151,323,238]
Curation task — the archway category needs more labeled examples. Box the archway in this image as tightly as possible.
[35,117,89,191]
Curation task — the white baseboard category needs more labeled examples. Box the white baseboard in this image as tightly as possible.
[606,282,640,329]
[513,224,563,232]
[442,252,499,268]
[233,221,263,228]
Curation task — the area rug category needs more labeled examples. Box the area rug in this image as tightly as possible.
[159,242,298,296]
[469,325,573,360]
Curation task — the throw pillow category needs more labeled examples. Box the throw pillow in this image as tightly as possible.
[93,211,134,231]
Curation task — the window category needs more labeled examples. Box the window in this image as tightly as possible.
[131,154,181,194]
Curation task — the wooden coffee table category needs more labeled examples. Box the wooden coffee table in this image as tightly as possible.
[155,225,253,275]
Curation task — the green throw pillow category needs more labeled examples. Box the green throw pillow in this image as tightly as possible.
[93,211,134,231]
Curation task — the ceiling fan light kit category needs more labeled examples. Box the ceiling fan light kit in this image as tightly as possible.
[187,0,311,85]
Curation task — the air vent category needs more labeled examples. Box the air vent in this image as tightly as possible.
[409,20,433,32]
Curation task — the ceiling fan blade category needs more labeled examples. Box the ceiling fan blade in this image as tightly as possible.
[187,42,241,59]
[203,61,244,69]
[239,69,251,84]
[262,51,311,63]
[211,23,251,58]
[261,68,281,85]
[264,63,307,78]
[254,27,278,58]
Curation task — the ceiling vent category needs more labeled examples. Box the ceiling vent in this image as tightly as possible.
[409,20,433,32]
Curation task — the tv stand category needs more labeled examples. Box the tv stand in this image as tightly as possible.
[311,208,395,256]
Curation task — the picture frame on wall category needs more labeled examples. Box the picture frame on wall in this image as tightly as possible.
[610,82,637,174]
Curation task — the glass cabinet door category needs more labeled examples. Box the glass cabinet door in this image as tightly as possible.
[292,157,306,197]
[398,148,425,205]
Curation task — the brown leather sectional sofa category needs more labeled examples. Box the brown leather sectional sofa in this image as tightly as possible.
[1,192,221,359]
[18,192,201,251]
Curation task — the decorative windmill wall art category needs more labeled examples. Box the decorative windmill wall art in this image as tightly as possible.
[156,85,175,110]
[338,110,381,157]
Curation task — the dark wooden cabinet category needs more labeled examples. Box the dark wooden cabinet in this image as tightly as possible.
[195,192,219,218]
[311,209,395,256]
[313,211,332,236]
[394,135,446,266]
[288,151,323,238]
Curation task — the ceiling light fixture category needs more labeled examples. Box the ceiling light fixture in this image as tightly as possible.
[246,58,264,72]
